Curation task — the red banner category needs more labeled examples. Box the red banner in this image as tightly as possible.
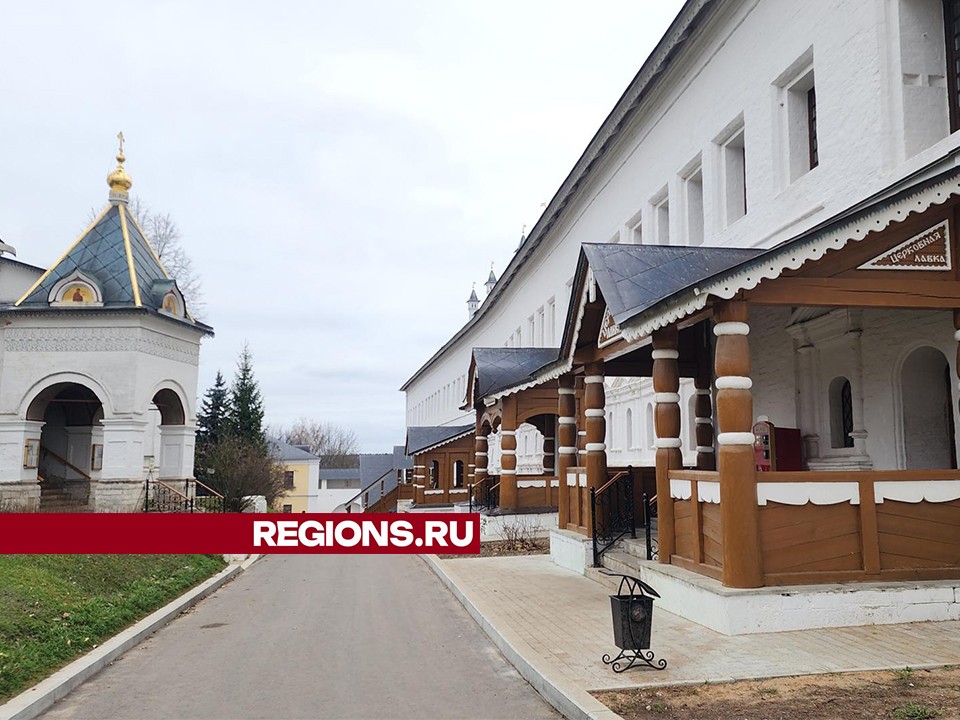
[0,513,481,554]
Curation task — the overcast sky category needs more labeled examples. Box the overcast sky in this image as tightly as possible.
[0,1,684,452]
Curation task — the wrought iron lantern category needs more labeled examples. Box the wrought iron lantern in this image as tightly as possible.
[600,571,667,673]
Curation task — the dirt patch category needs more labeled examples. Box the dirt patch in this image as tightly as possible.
[593,666,960,720]
[438,538,549,559]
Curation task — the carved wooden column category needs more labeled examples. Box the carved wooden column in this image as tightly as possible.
[714,301,762,588]
[413,455,425,505]
[584,361,607,535]
[542,415,556,506]
[695,369,715,471]
[500,395,518,511]
[652,326,681,564]
[557,375,577,531]
[473,422,488,490]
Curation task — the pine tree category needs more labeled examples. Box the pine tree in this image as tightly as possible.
[197,370,230,447]
[228,343,266,451]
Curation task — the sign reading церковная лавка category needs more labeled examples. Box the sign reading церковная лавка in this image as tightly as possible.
[858,220,951,271]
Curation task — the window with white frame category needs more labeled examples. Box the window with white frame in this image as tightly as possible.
[626,209,643,245]
[547,298,556,345]
[537,306,545,346]
[651,189,670,245]
[682,159,704,246]
[715,117,746,228]
[774,51,817,184]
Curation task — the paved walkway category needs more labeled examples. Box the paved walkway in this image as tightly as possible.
[39,555,559,720]
[434,554,960,692]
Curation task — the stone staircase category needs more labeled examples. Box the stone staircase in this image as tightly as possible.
[39,477,91,513]
[586,530,658,589]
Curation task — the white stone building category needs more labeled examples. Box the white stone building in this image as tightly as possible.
[402,0,960,480]
[0,147,211,511]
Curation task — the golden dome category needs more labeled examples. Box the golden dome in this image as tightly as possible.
[107,133,132,196]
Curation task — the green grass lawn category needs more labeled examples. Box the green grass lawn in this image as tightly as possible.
[0,554,227,702]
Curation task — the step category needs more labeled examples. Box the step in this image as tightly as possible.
[600,548,648,578]
[622,535,657,560]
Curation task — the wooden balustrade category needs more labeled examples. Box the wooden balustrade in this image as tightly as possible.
[664,468,960,586]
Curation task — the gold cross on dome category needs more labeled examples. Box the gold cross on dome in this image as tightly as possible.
[117,131,125,156]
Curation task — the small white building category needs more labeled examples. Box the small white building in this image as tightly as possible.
[0,146,211,511]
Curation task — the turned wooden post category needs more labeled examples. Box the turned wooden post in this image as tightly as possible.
[557,375,577,530]
[500,395,519,511]
[695,370,716,471]
[542,415,556,506]
[473,423,488,489]
[652,326,681,564]
[584,361,607,536]
[413,455,425,505]
[714,301,763,588]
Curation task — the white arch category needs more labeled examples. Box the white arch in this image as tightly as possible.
[19,371,115,420]
[891,338,954,469]
[147,379,195,422]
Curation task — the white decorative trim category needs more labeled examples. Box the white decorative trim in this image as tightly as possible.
[413,484,425,489]
[413,428,475,454]
[757,482,860,506]
[550,479,560,487]
[651,349,679,360]
[655,392,681,403]
[585,442,606,452]
[715,376,753,390]
[585,408,605,417]
[559,417,576,425]
[698,481,721,504]
[617,173,960,344]
[5,327,200,365]
[475,435,488,442]
[670,479,692,500]
[449,489,469,494]
[585,375,604,383]
[714,321,750,336]
[413,465,425,469]
[695,389,712,396]
[501,449,516,456]
[954,329,960,342]
[558,446,578,455]
[558,388,576,396]
[695,446,715,453]
[424,489,444,496]
[475,451,487,457]
[695,418,713,425]
[655,438,683,449]
[518,479,547,488]
[874,480,960,503]
[566,472,587,487]
[501,469,517,475]
[501,429,516,436]
[578,430,587,436]
[717,432,755,446]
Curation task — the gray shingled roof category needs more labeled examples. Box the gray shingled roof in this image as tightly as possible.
[392,445,412,471]
[406,425,474,456]
[319,468,362,481]
[472,347,559,400]
[268,437,319,462]
[582,244,763,325]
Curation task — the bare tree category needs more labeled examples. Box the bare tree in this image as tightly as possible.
[272,418,361,469]
[204,435,285,512]
[128,197,206,319]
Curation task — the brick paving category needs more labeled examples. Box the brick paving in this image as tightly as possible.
[435,554,960,691]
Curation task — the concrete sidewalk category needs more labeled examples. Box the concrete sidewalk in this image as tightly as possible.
[428,554,960,700]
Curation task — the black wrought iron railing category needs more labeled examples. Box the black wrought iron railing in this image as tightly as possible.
[643,492,659,561]
[144,478,225,513]
[590,468,635,567]
[468,477,500,512]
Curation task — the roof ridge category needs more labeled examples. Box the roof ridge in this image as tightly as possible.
[117,203,142,307]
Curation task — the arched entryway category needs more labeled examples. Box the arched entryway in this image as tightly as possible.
[27,382,104,511]
[901,346,957,470]
[149,387,193,488]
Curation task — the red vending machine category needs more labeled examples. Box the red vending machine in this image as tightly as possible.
[753,417,803,472]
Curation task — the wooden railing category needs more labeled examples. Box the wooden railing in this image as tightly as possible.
[590,469,635,566]
[664,467,960,585]
[40,447,91,481]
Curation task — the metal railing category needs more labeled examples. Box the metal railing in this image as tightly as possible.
[468,477,500,513]
[144,478,225,513]
[642,492,659,561]
[590,468,635,567]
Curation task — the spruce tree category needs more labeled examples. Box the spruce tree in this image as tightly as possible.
[196,370,230,448]
[228,343,267,452]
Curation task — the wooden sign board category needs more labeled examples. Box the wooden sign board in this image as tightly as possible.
[598,306,622,348]
[858,221,951,271]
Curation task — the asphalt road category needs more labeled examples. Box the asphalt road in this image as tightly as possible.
[39,554,561,720]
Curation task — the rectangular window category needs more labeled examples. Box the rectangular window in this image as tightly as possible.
[807,87,819,169]
[547,298,556,346]
[537,307,545,346]
[946,0,960,131]
[527,316,535,345]
[717,124,746,226]
[625,209,643,244]
[775,53,816,183]
[651,189,670,245]
[682,163,704,246]
[282,504,293,513]
[283,471,295,490]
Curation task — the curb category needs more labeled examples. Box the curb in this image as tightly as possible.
[421,554,624,720]
[0,555,261,720]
